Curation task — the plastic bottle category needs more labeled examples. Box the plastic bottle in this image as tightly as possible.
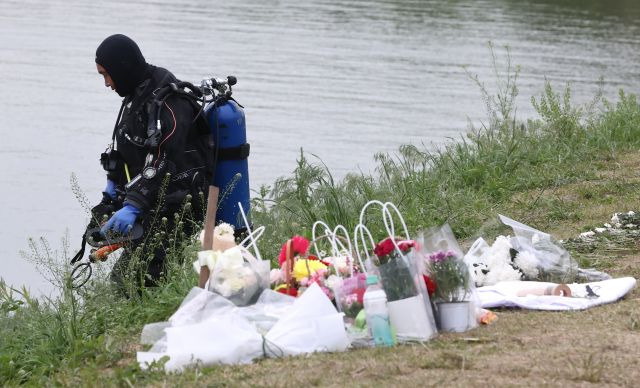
[363,275,395,347]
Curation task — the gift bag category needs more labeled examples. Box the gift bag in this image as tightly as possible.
[312,221,367,325]
[353,200,437,342]
[208,245,270,306]
[206,204,270,306]
[420,224,481,332]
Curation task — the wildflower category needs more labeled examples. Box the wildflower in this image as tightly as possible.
[594,227,606,233]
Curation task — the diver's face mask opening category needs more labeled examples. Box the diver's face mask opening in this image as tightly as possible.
[96,63,116,92]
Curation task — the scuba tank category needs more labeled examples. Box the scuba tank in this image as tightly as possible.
[203,76,250,229]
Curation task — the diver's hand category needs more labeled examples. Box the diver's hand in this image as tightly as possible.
[100,204,140,235]
[103,179,117,199]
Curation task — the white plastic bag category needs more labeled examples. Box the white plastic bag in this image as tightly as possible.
[419,224,480,332]
[312,221,367,326]
[137,283,349,371]
[353,200,437,342]
[208,246,270,306]
[499,214,579,283]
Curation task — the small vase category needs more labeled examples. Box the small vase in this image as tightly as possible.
[436,301,470,332]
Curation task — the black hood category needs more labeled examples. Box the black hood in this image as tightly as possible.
[95,34,150,97]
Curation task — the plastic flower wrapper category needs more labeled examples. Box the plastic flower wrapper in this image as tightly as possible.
[373,237,419,301]
[333,272,367,323]
[209,246,270,306]
[272,233,341,300]
[137,283,350,371]
[427,251,471,302]
[418,224,481,331]
[353,201,438,342]
[307,220,367,324]
[194,223,238,282]
[464,215,581,287]
[499,214,579,283]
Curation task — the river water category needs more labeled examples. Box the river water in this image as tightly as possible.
[1,0,639,295]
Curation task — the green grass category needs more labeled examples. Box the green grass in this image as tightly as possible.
[2,46,640,386]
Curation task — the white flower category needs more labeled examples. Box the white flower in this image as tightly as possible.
[216,246,244,270]
[611,214,620,224]
[604,223,612,228]
[326,255,350,275]
[209,247,260,301]
[214,223,235,237]
[625,223,636,229]
[594,227,606,233]
[326,274,341,290]
[269,268,282,285]
[580,231,595,238]
[514,251,539,279]
[628,211,636,216]
[226,277,247,294]
[467,235,524,286]
[484,263,521,285]
[196,250,219,271]
[216,282,232,297]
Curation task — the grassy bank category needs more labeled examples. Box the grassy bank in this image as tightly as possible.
[2,56,640,386]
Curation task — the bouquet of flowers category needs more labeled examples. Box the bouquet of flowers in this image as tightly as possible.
[464,215,580,287]
[419,224,481,332]
[271,236,338,301]
[307,221,368,324]
[373,237,418,301]
[333,272,366,322]
[194,223,270,306]
[426,250,470,302]
[209,246,270,306]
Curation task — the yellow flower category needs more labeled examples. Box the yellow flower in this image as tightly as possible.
[292,259,327,281]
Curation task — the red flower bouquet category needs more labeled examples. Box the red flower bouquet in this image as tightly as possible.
[372,237,419,301]
[273,236,336,300]
[374,237,415,265]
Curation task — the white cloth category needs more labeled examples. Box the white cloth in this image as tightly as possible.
[477,277,636,310]
[137,283,349,372]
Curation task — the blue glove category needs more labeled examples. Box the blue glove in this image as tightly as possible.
[100,204,141,235]
[104,179,117,199]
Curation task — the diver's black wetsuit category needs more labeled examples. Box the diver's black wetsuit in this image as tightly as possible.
[94,35,213,288]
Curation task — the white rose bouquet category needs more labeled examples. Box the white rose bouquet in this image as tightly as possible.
[209,246,270,306]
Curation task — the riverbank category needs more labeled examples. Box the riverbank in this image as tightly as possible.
[2,81,640,386]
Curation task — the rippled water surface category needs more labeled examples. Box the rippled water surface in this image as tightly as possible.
[1,0,639,293]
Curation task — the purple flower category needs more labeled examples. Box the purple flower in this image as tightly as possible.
[429,251,447,262]
[429,250,457,263]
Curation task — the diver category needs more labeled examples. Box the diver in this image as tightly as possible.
[92,34,213,289]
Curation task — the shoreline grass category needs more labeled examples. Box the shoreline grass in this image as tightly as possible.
[2,51,640,385]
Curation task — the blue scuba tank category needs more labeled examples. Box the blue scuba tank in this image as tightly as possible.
[205,99,250,229]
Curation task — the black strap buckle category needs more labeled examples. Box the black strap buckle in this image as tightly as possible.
[217,143,250,160]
